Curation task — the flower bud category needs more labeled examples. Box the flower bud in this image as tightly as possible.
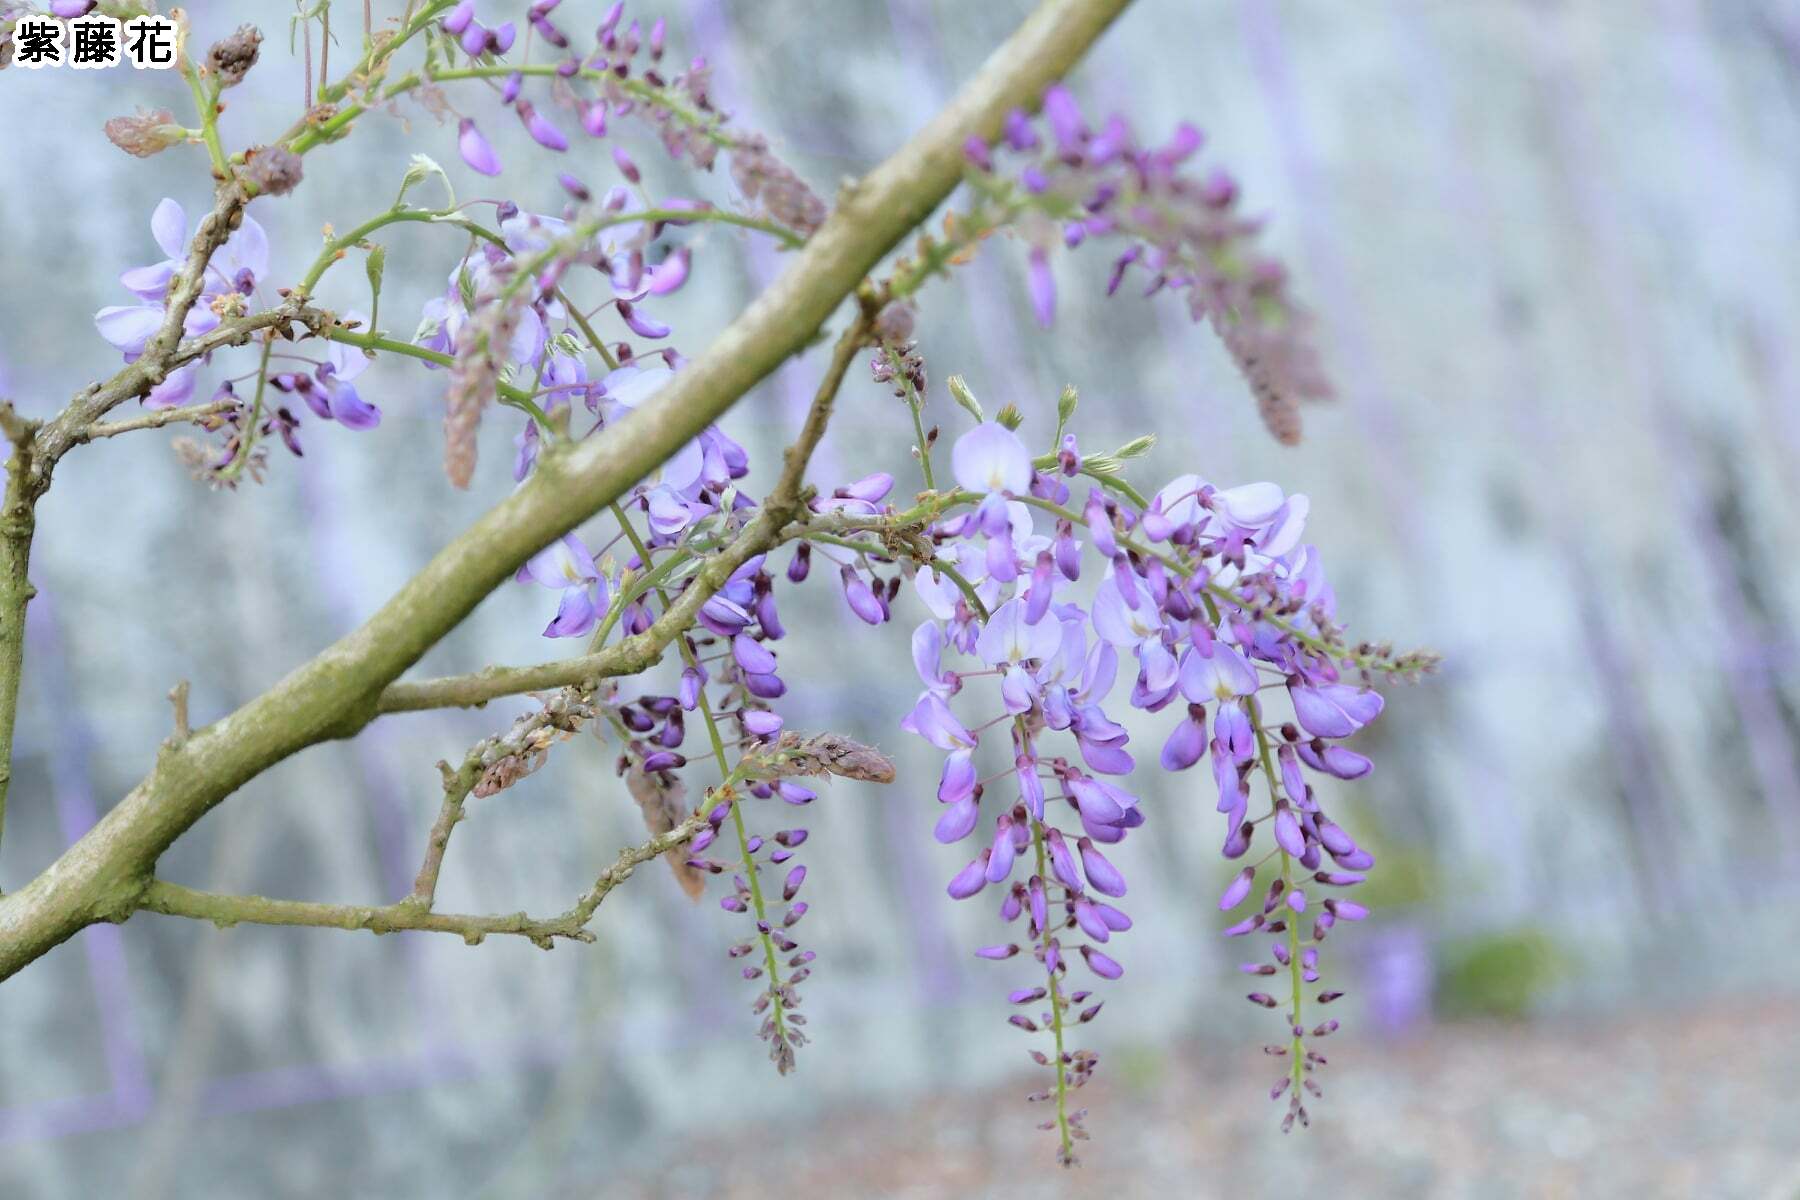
[207,25,263,89]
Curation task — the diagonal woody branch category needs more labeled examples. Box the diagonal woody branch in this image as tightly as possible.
[0,0,1132,982]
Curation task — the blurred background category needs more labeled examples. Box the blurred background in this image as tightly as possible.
[3,0,1799,1196]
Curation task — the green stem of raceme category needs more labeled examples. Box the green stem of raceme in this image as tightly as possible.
[818,486,1353,667]
[1031,818,1076,1163]
[298,205,791,302]
[700,671,789,1048]
[396,64,740,152]
[584,541,699,654]
[609,504,790,1049]
[292,200,802,437]
[563,304,620,373]
[283,0,457,155]
[881,343,935,491]
[295,209,490,297]
[215,332,277,484]
[320,328,552,428]
[1250,698,1306,1093]
[1001,493,1356,667]
[181,54,229,178]
[290,47,760,170]
[929,558,990,621]
[882,190,1028,303]
[301,206,795,435]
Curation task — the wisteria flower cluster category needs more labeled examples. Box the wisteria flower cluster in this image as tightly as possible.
[0,0,1437,1175]
[869,393,1430,1151]
[929,86,1332,445]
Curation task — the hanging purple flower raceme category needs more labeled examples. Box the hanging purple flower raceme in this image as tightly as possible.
[885,389,1431,1155]
[434,0,801,204]
[897,416,1155,1164]
[961,87,1333,445]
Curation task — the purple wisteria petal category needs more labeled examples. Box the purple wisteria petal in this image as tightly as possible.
[518,101,569,151]
[1289,683,1383,738]
[150,197,186,259]
[542,536,602,589]
[1297,741,1373,780]
[937,748,977,804]
[643,248,689,295]
[1159,713,1204,771]
[951,421,1033,495]
[1041,85,1086,151]
[935,796,980,844]
[542,587,599,638]
[901,692,975,751]
[976,597,1061,666]
[947,852,991,899]
[1273,805,1306,857]
[1212,743,1245,814]
[442,0,474,33]
[1045,828,1083,891]
[1077,837,1127,897]
[95,305,163,356]
[1016,755,1046,821]
[144,362,199,410]
[1178,641,1258,702]
[1073,900,1110,942]
[617,301,671,339]
[120,261,177,302]
[911,621,953,694]
[458,119,502,176]
[1279,744,1309,808]
[986,814,1020,882]
[732,634,777,675]
[581,99,609,137]
[327,382,381,429]
[1027,246,1055,327]
[1219,867,1255,910]
[742,709,783,738]
[840,566,885,625]
[1080,945,1123,980]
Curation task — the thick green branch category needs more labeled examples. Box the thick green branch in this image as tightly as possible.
[0,0,1132,983]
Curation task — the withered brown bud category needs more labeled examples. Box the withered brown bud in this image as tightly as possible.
[104,108,182,158]
[206,24,262,88]
[242,145,303,197]
[873,301,916,344]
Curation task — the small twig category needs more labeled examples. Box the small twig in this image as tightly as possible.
[82,400,238,444]
[408,756,477,909]
[139,810,711,949]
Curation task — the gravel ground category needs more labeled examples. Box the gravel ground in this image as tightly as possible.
[606,997,1800,1200]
